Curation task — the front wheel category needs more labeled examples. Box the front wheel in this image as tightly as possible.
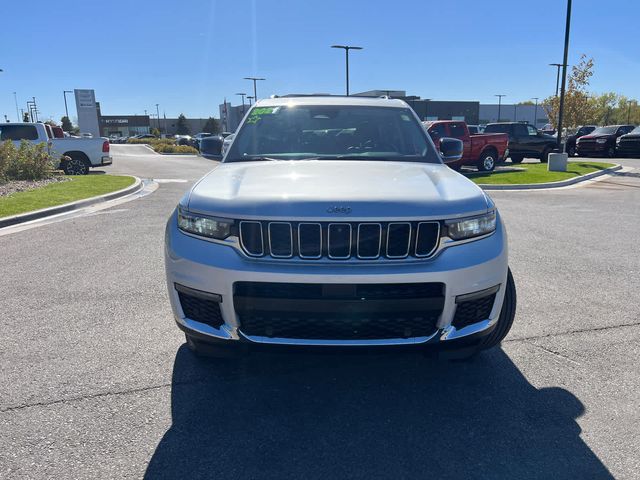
[567,145,576,157]
[510,155,524,164]
[477,151,497,172]
[606,146,616,158]
[478,268,517,351]
[61,155,90,175]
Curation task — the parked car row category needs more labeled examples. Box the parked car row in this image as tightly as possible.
[575,125,636,158]
[425,120,640,169]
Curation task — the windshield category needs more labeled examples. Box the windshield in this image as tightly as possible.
[630,126,640,134]
[225,104,440,163]
[591,126,617,135]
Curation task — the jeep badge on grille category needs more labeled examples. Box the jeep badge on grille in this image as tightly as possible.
[327,206,351,214]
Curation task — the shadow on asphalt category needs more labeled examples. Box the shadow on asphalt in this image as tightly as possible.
[145,345,612,479]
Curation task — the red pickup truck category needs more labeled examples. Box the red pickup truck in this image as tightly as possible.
[423,120,509,172]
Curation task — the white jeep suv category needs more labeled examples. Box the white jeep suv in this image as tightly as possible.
[164,95,516,358]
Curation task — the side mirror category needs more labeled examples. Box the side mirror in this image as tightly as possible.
[439,137,463,163]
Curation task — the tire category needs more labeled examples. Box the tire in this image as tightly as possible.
[567,145,576,157]
[540,147,551,163]
[61,154,90,175]
[477,150,497,172]
[478,268,517,351]
[510,155,524,164]
[606,146,616,158]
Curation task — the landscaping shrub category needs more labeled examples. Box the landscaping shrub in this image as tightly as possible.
[126,137,175,145]
[152,144,198,154]
[0,140,54,182]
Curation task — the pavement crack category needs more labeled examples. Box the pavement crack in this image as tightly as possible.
[505,319,640,343]
[522,340,581,365]
[0,381,173,414]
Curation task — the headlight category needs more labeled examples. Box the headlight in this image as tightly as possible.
[596,138,607,144]
[446,211,496,240]
[177,209,233,239]
[616,137,622,144]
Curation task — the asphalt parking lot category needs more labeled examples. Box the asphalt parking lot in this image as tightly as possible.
[1,145,639,479]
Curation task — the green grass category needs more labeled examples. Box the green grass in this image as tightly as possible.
[468,161,615,185]
[0,175,135,218]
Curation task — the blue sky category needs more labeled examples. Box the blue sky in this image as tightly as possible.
[1,0,639,122]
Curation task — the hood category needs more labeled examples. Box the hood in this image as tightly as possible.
[620,133,640,140]
[186,160,490,221]
[580,133,614,140]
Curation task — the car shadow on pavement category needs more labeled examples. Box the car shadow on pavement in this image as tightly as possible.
[145,345,612,479]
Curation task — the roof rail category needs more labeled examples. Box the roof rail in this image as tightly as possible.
[270,93,395,99]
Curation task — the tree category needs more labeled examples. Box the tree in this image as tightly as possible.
[61,116,73,132]
[151,128,161,137]
[202,117,220,134]
[176,114,190,135]
[44,119,59,127]
[517,101,535,106]
[23,112,30,122]
[543,54,596,129]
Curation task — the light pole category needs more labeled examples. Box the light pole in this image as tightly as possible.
[549,63,564,97]
[627,100,632,124]
[155,103,161,133]
[514,104,518,121]
[63,90,73,119]
[495,94,506,122]
[244,77,265,102]
[424,98,432,121]
[13,92,19,122]
[556,0,572,151]
[331,45,363,96]
[532,97,539,128]
[236,92,247,115]
[247,95,254,107]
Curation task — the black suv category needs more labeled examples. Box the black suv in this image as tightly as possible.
[565,125,597,156]
[615,126,640,157]
[484,122,557,163]
[576,125,635,158]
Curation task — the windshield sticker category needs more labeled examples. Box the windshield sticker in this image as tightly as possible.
[246,107,278,124]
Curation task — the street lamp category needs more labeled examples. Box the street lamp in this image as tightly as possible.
[247,95,254,107]
[236,92,247,115]
[532,97,539,128]
[556,0,573,151]
[495,94,506,122]
[155,103,161,133]
[331,45,363,96]
[424,98,432,121]
[244,77,266,102]
[13,92,19,122]
[549,63,565,97]
[63,90,73,119]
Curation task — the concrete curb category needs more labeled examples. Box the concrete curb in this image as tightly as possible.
[478,164,622,190]
[0,176,143,229]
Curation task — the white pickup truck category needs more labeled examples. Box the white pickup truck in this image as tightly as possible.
[0,122,112,174]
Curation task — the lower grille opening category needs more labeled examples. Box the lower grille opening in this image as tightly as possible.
[234,281,444,340]
[177,289,224,328]
[240,312,439,340]
[452,293,496,330]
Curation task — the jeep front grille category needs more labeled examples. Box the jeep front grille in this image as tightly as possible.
[238,221,440,260]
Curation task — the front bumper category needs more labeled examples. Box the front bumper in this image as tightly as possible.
[164,210,509,348]
[576,142,608,155]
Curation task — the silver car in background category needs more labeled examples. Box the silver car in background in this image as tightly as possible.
[164,96,516,359]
